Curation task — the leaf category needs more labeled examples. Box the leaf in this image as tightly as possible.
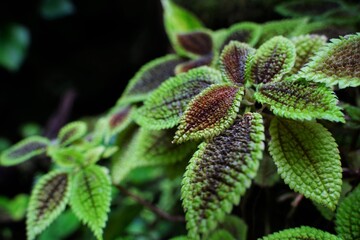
[254,154,280,187]
[174,84,244,143]
[260,226,341,240]
[133,66,222,130]
[254,80,344,122]
[70,165,111,240]
[290,34,327,74]
[1,136,49,166]
[162,0,204,57]
[257,18,309,46]
[58,121,87,146]
[118,55,185,104]
[300,33,360,88]
[0,24,30,71]
[27,171,71,240]
[208,230,235,240]
[41,0,75,20]
[219,41,255,85]
[269,118,342,210]
[106,106,133,140]
[175,54,213,74]
[335,184,360,240]
[219,22,261,51]
[246,36,296,85]
[176,30,213,56]
[218,215,248,240]
[182,113,264,239]
[0,194,29,221]
[48,147,84,167]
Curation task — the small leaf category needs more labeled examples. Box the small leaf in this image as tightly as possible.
[254,80,344,122]
[257,18,309,46]
[269,118,342,210]
[27,171,71,240]
[220,22,261,51]
[133,66,222,130]
[118,55,185,104]
[246,36,296,85]
[182,113,264,239]
[290,34,327,74]
[48,147,84,167]
[260,226,341,240]
[70,165,111,240]
[219,41,255,85]
[162,0,204,57]
[58,121,87,146]
[176,30,213,56]
[106,106,133,140]
[175,54,213,74]
[1,136,49,166]
[300,33,360,88]
[41,0,75,20]
[254,154,280,187]
[208,230,235,240]
[218,215,248,240]
[335,184,360,240]
[174,84,244,143]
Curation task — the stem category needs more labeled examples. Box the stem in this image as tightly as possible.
[114,184,185,222]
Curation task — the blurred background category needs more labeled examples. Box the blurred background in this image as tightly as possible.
[0,0,359,239]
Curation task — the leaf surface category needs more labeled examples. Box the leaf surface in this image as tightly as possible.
[58,121,87,146]
[260,226,341,240]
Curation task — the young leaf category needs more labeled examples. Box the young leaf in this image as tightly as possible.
[260,226,341,240]
[219,41,255,85]
[118,55,185,105]
[300,33,360,88]
[335,184,360,240]
[175,54,213,74]
[70,165,111,240]
[269,118,342,210]
[176,30,213,56]
[162,0,204,57]
[182,113,264,239]
[133,67,222,130]
[208,230,235,240]
[257,18,309,46]
[48,147,84,167]
[254,80,344,122]
[174,84,244,143]
[27,171,71,240]
[220,22,261,50]
[246,36,296,85]
[107,105,133,139]
[290,34,327,74]
[58,121,87,146]
[0,136,49,166]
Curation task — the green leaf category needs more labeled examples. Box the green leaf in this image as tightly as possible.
[335,184,360,240]
[41,0,75,20]
[58,121,87,146]
[0,24,30,71]
[260,226,341,240]
[118,55,185,105]
[162,0,204,57]
[48,147,84,167]
[182,113,264,239]
[208,230,235,240]
[27,171,71,240]
[257,18,309,46]
[254,154,280,187]
[174,84,244,143]
[269,118,342,210]
[106,106,133,140]
[290,34,327,74]
[300,33,360,88]
[219,41,255,85]
[70,165,111,240]
[218,215,248,240]
[176,30,213,57]
[133,66,222,130]
[0,194,29,221]
[254,80,344,122]
[175,54,213,74]
[246,36,296,85]
[1,136,49,166]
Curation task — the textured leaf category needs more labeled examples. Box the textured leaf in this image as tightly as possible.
[27,171,71,240]
[133,67,222,130]
[174,84,244,143]
[260,226,341,240]
[118,55,185,104]
[70,165,111,240]
[335,184,360,240]
[220,22,261,51]
[106,105,133,140]
[246,36,296,85]
[175,54,213,74]
[257,18,309,46]
[254,80,344,122]
[58,121,87,146]
[0,136,49,166]
[300,33,360,88]
[162,0,204,57]
[48,147,84,167]
[290,34,327,74]
[208,230,235,240]
[269,118,342,210]
[219,41,255,85]
[176,30,213,56]
[182,113,264,239]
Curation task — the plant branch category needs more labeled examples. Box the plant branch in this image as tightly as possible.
[114,184,185,222]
